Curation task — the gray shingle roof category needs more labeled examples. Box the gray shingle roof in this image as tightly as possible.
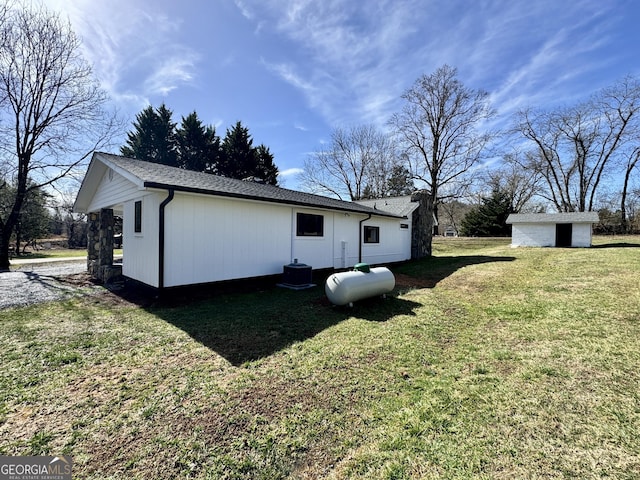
[506,212,599,224]
[355,195,419,217]
[96,152,401,218]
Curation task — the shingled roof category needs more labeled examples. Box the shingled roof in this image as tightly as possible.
[77,152,402,218]
[506,212,599,224]
[356,195,420,217]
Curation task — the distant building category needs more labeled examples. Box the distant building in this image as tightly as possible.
[506,212,600,247]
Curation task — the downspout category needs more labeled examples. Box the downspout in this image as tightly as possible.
[158,189,175,290]
[358,213,372,263]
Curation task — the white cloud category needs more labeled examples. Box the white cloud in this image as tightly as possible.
[43,0,199,110]
[238,0,625,131]
[278,167,304,177]
[144,51,200,97]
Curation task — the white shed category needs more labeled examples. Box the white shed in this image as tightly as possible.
[506,212,600,248]
[74,152,421,288]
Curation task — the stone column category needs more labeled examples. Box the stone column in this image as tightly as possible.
[87,212,100,277]
[410,190,434,259]
[87,208,121,283]
[99,208,114,268]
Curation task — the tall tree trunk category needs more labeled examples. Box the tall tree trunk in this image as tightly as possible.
[0,230,11,271]
[621,150,639,233]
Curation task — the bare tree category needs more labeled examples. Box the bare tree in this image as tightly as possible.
[515,76,640,213]
[389,65,495,229]
[620,146,640,232]
[0,3,120,270]
[485,151,543,212]
[299,124,399,200]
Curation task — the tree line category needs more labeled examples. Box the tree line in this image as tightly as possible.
[120,105,279,185]
[301,65,640,235]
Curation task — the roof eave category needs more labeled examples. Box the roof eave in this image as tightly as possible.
[143,181,403,218]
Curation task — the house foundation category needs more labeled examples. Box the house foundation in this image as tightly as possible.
[87,208,122,283]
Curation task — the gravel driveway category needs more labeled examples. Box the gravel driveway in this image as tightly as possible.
[0,260,102,309]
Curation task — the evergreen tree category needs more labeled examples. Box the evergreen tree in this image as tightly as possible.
[121,109,278,183]
[121,103,178,167]
[254,144,279,185]
[460,188,514,236]
[218,122,279,185]
[386,164,415,196]
[176,112,221,173]
[219,121,256,179]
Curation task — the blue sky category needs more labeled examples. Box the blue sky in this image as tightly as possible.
[44,0,640,190]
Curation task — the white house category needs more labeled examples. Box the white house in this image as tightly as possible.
[506,212,600,248]
[74,152,427,288]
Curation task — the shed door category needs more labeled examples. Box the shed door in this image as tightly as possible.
[555,223,572,247]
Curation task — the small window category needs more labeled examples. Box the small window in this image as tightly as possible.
[134,200,142,234]
[364,226,380,243]
[296,213,324,237]
[400,223,409,229]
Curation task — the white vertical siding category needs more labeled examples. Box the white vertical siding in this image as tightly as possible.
[118,191,414,287]
[361,217,412,264]
[87,168,141,213]
[572,223,593,247]
[122,193,160,287]
[163,194,292,286]
[291,209,335,269]
[511,224,555,247]
[333,213,362,268]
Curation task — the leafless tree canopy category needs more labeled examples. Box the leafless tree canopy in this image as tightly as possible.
[514,76,640,213]
[299,124,400,201]
[0,2,120,270]
[389,65,495,216]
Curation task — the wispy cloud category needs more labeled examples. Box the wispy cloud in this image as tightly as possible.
[44,0,199,110]
[242,0,425,126]
[278,167,304,177]
[236,0,625,130]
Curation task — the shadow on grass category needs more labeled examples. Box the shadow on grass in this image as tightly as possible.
[158,289,420,366]
[114,254,514,366]
[591,242,640,249]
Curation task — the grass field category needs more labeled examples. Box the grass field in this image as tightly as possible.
[1,236,639,479]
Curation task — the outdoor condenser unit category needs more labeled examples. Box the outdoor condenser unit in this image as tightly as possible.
[280,259,314,290]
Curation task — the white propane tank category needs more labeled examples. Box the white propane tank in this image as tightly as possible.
[325,267,395,306]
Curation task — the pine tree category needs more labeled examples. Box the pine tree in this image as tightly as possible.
[121,104,178,167]
[154,104,179,167]
[386,164,415,196]
[176,112,220,173]
[460,188,514,236]
[219,121,256,180]
[218,122,278,185]
[254,144,279,185]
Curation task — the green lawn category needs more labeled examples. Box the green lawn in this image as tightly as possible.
[1,236,639,479]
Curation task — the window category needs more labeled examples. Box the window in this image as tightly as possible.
[296,213,324,237]
[400,223,409,229]
[134,200,142,233]
[364,226,380,243]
